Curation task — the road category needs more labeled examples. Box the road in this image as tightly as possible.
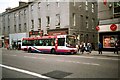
[0,48,119,79]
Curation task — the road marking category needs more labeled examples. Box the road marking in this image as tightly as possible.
[3,54,8,55]
[57,60,100,66]
[11,55,17,56]
[23,56,36,59]
[39,54,119,61]
[23,56,29,57]
[38,58,46,60]
[3,53,119,61]
[0,64,50,79]
[76,56,119,61]
[24,53,119,60]
[23,56,46,60]
[95,57,119,60]
[30,57,37,59]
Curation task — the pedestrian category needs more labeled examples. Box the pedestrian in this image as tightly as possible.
[87,42,92,53]
[91,43,95,50]
[114,41,118,54]
[98,42,102,54]
[18,44,21,50]
[81,42,85,54]
[2,42,4,47]
[83,42,86,51]
[77,44,81,53]
[7,44,10,50]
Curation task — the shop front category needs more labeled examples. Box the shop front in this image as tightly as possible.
[0,35,4,48]
[47,28,68,36]
[97,24,120,51]
[9,33,28,49]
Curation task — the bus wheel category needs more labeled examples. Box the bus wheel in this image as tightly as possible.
[28,47,32,53]
[51,49,56,54]
[71,52,76,55]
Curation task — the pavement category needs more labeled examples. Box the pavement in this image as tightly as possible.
[76,50,119,57]
[0,48,119,57]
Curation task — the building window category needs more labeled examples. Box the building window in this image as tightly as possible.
[73,0,76,6]
[14,13,16,23]
[80,15,83,28]
[24,23,27,32]
[56,2,59,7]
[114,2,120,18]
[38,18,41,29]
[14,25,16,33]
[56,14,60,26]
[92,18,94,29]
[46,0,50,5]
[8,15,10,20]
[92,3,94,13]
[19,11,21,21]
[86,17,88,28]
[47,2,50,10]
[31,20,34,29]
[86,21,88,29]
[24,9,26,15]
[31,5,33,11]
[73,13,76,26]
[8,15,10,24]
[19,24,21,32]
[8,26,10,34]
[14,13,16,18]
[47,27,50,30]
[46,16,50,26]
[24,9,26,18]
[3,27,5,34]
[78,4,82,10]
[114,2,120,13]
[85,0,88,11]
[38,2,41,9]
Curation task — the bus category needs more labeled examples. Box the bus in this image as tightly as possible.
[21,35,77,54]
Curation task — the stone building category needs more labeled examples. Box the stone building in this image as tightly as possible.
[98,1,120,50]
[0,2,29,48]
[0,0,98,48]
[28,0,98,45]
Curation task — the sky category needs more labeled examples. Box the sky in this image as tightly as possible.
[0,0,28,13]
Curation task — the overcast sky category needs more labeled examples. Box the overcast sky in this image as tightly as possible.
[0,0,28,13]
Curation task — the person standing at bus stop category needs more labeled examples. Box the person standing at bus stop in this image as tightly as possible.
[98,42,102,54]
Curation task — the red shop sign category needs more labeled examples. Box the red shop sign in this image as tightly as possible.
[110,24,117,31]
[96,26,100,31]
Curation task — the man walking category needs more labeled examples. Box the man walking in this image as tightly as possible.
[98,42,102,54]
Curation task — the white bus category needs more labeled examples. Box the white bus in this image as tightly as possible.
[21,35,77,54]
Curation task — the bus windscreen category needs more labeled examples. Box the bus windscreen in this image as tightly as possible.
[66,35,76,47]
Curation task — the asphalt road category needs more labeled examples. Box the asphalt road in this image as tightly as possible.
[0,48,119,79]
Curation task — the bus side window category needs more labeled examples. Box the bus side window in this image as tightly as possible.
[58,38,65,46]
[30,40,34,46]
[35,40,39,46]
[39,40,43,46]
[42,40,45,46]
[22,40,27,46]
[34,40,37,46]
[27,40,30,46]
[48,39,51,46]
[51,39,55,46]
[46,40,49,46]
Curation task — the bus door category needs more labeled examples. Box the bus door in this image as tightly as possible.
[55,37,58,50]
